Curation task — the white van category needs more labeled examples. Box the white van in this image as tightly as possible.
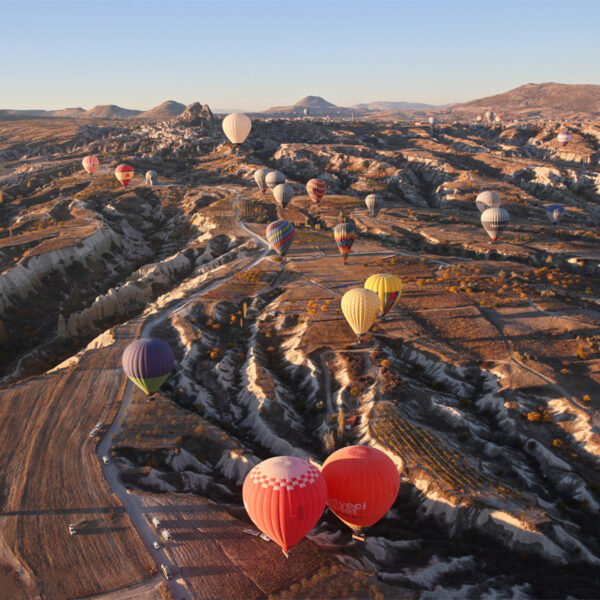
[161,529,172,541]
[160,564,171,580]
[151,517,162,528]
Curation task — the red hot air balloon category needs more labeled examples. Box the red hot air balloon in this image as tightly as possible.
[242,456,327,556]
[82,155,99,175]
[115,164,134,187]
[321,445,399,538]
[306,178,327,204]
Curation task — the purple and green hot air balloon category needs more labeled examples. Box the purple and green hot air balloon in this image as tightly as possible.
[266,220,295,257]
[122,338,175,395]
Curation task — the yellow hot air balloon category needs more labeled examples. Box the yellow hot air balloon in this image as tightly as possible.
[364,273,403,317]
[341,288,380,342]
[222,113,252,144]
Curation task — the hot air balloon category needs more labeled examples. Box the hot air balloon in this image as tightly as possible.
[485,110,494,122]
[428,116,437,127]
[341,288,380,342]
[481,207,509,242]
[321,445,400,539]
[265,170,285,191]
[306,178,327,204]
[364,273,403,317]
[365,193,382,217]
[122,338,175,396]
[242,456,327,555]
[254,168,269,193]
[82,155,99,175]
[273,183,294,209]
[115,164,134,187]
[145,170,157,186]
[557,128,572,147]
[266,220,295,256]
[475,191,502,213]
[222,113,252,145]
[334,222,356,264]
[494,114,503,123]
[476,114,483,123]
[546,204,565,226]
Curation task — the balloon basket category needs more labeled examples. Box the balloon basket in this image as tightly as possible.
[282,549,290,559]
[351,533,366,542]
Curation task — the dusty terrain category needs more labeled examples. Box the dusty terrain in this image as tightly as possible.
[0,111,600,599]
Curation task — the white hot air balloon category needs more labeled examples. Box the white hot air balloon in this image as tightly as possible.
[222,113,252,145]
[272,183,294,209]
[265,170,285,191]
[254,168,269,193]
[428,116,437,127]
[475,191,502,213]
[481,207,509,242]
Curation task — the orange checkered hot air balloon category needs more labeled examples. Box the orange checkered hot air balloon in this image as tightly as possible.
[115,164,134,187]
[82,155,99,175]
[306,178,327,204]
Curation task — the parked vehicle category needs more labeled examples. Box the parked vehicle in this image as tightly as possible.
[151,517,162,528]
[68,524,76,535]
[95,421,103,429]
[152,540,160,550]
[89,429,97,437]
[160,564,171,580]
[102,456,110,465]
[161,529,172,541]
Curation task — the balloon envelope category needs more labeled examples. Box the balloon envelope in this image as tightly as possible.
[481,207,509,242]
[428,116,437,126]
[365,193,382,217]
[115,164,134,187]
[333,222,356,263]
[243,456,327,553]
[557,129,572,147]
[265,171,285,190]
[145,170,157,186]
[122,338,175,395]
[322,445,400,530]
[475,191,502,213]
[273,183,294,208]
[266,220,295,256]
[364,273,403,316]
[82,155,99,175]
[306,179,327,204]
[222,113,251,144]
[254,168,269,193]
[546,204,565,225]
[341,288,380,337]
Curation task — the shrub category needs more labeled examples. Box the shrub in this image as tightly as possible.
[527,440,536,450]
[552,438,564,449]
[582,394,591,402]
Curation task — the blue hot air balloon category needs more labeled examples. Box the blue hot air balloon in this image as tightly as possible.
[546,204,565,226]
[122,338,175,395]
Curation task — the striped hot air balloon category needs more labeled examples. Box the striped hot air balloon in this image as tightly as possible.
[266,220,295,256]
[306,178,327,204]
[341,288,380,342]
[82,155,99,175]
[115,164,134,187]
[254,168,269,193]
[272,183,294,209]
[364,273,403,317]
[546,204,565,226]
[322,446,400,536]
[265,170,285,191]
[557,128,572,147]
[475,191,502,213]
[365,193,382,217]
[243,456,327,555]
[333,222,356,263]
[481,207,509,242]
[122,338,175,396]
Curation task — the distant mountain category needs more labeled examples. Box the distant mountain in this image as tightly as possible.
[52,107,86,117]
[353,101,438,111]
[84,104,142,119]
[442,82,600,120]
[294,96,336,108]
[138,100,186,120]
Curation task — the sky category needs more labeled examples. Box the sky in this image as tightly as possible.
[1,0,599,111]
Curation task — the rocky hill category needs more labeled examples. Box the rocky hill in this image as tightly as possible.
[353,101,438,111]
[83,104,142,118]
[138,100,186,120]
[441,82,600,121]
